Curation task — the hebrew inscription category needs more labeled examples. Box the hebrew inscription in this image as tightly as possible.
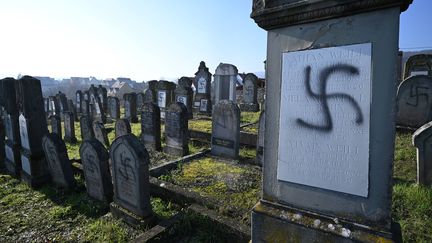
[277,43,371,197]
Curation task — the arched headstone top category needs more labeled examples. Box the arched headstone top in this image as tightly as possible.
[214,63,239,76]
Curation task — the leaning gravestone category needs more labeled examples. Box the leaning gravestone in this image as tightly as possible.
[140,102,161,151]
[175,77,194,119]
[80,115,94,141]
[213,63,238,105]
[396,75,432,129]
[76,90,83,114]
[67,99,78,122]
[193,61,212,114]
[49,115,62,138]
[92,96,107,124]
[256,110,265,166]
[108,96,120,120]
[250,1,411,241]
[42,133,75,190]
[157,80,176,119]
[124,93,138,123]
[109,134,154,226]
[240,73,260,112]
[412,122,432,186]
[17,76,51,187]
[164,103,189,156]
[115,119,132,138]
[93,121,110,148]
[211,100,240,159]
[63,111,77,143]
[80,138,113,202]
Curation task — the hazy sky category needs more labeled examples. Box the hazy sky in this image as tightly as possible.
[0,0,429,81]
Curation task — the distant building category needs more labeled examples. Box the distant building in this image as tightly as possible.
[108,80,135,98]
[34,76,59,93]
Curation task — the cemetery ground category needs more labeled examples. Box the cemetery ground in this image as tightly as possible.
[1,114,431,242]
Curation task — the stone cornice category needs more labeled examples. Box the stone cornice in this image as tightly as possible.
[251,0,413,30]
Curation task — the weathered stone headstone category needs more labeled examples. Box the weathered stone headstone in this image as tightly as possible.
[396,75,432,128]
[84,91,89,102]
[67,99,78,122]
[144,80,158,104]
[109,134,154,226]
[115,119,132,138]
[193,61,212,114]
[93,121,110,147]
[92,95,107,124]
[80,115,94,141]
[42,133,75,190]
[82,100,90,117]
[76,90,83,114]
[17,76,50,187]
[157,80,176,119]
[164,103,189,156]
[0,118,5,170]
[240,73,260,112]
[256,110,265,165]
[250,1,412,241]
[98,85,108,113]
[124,93,138,123]
[140,102,161,151]
[214,63,238,105]
[48,96,60,116]
[49,115,62,137]
[63,111,77,143]
[175,77,194,119]
[56,91,69,114]
[403,54,432,80]
[1,78,21,177]
[108,96,120,120]
[80,138,113,202]
[413,122,432,186]
[211,100,240,159]
[136,93,145,111]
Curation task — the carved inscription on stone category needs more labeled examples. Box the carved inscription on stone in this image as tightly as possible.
[277,43,372,197]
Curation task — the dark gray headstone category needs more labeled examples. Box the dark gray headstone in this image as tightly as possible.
[108,96,120,120]
[80,138,113,202]
[124,93,138,123]
[67,99,78,122]
[92,96,107,124]
[80,115,94,141]
[136,93,145,111]
[93,121,110,147]
[115,119,131,138]
[140,102,161,151]
[175,77,194,119]
[214,63,238,105]
[211,100,240,159]
[56,92,69,114]
[76,90,83,114]
[48,96,60,116]
[157,80,176,119]
[256,110,265,165]
[403,54,432,80]
[42,133,75,190]
[50,115,62,138]
[63,112,77,143]
[109,134,154,226]
[413,122,432,186]
[97,85,108,113]
[82,100,90,117]
[396,75,432,128]
[194,61,212,114]
[144,81,158,104]
[163,103,189,156]
[240,73,260,112]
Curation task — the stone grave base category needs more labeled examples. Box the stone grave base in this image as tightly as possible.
[20,154,51,188]
[163,146,188,157]
[110,202,156,228]
[64,135,77,144]
[252,200,401,243]
[240,103,260,112]
[4,142,21,177]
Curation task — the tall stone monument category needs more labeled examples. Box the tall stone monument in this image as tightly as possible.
[213,63,238,105]
[250,0,412,242]
[193,61,212,115]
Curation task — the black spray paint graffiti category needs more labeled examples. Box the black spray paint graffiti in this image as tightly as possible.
[118,151,136,182]
[406,85,429,107]
[296,64,363,132]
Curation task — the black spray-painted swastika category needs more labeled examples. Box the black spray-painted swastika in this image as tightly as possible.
[296,64,363,132]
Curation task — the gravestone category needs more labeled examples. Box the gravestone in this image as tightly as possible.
[213,63,238,105]
[136,93,145,111]
[80,138,113,202]
[91,95,107,124]
[76,90,83,114]
[1,78,22,177]
[413,122,432,186]
[250,1,412,242]
[49,96,60,116]
[403,54,432,80]
[108,96,120,120]
[82,100,90,117]
[93,121,110,147]
[175,77,194,119]
[115,119,132,138]
[80,115,94,141]
[240,73,260,112]
[256,110,265,165]
[43,98,49,118]
[396,75,432,128]
[193,61,212,114]
[144,80,158,104]
[50,115,62,137]
[17,76,50,187]
[97,85,108,113]
[84,91,89,102]
[164,103,189,156]
[109,134,154,226]
[157,80,176,119]
[211,100,240,159]
[124,93,138,123]
[63,111,77,143]
[42,133,75,190]
[56,91,69,114]
[0,119,5,170]
[140,102,161,151]
[67,99,78,122]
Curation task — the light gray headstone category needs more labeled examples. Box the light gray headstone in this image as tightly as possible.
[80,115,94,141]
[63,112,77,143]
[214,63,238,105]
[211,100,240,159]
[163,103,189,156]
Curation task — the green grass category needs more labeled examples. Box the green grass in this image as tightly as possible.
[240,111,260,124]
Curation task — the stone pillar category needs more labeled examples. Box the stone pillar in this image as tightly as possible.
[250,1,412,242]
[17,76,50,187]
[193,61,212,115]
[214,63,238,105]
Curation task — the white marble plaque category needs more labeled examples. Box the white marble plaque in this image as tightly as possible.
[197,77,207,93]
[277,43,371,197]
[158,91,166,108]
[19,114,30,150]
